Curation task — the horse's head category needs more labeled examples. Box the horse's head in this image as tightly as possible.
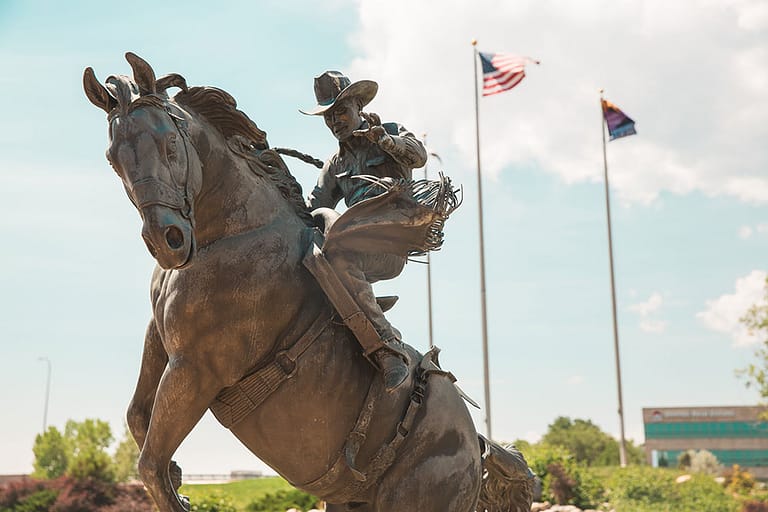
[83,53,201,269]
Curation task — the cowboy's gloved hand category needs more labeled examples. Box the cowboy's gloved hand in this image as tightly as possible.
[353,112,394,149]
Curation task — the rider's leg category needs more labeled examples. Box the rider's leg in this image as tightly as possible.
[327,250,409,390]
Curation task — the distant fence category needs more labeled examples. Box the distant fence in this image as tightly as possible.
[0,475,31,486]
[182,471,265,484]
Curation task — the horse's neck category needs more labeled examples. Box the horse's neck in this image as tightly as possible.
[193,148,299,248]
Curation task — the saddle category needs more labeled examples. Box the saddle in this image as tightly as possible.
[210,176,459,428]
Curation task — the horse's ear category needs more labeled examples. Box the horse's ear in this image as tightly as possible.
[156,73,188,94]
[83,67,116,113]
[125,52,156,95]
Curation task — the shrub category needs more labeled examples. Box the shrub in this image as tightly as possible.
[0,477,145,512]
[102,484,153,512]
[547,463,576,504]
[675,473,739,512]
[0,480,57,512]
[189,492,237,512]
[606,467,739,512]
[246,489,318,512]
[49,477,114,512]
[677,450,693,469]
[690,450,721,475]
[607,465,675,506]
[723,464,756,494]
[518,444,604,509]
[743,501,768,512]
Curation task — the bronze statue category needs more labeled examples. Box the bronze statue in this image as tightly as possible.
[82,53,533,512]
[302,71,429,391]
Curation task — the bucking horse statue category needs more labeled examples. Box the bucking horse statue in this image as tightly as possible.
[82,52,534,512]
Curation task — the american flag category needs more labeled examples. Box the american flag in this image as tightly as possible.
[479,52,539,96]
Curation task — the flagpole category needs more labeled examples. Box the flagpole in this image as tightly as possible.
[472,39,492,440]
[423,133,435,349]
[600,89,628,467]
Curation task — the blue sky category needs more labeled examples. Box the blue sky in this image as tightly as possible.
[1,0,767,475]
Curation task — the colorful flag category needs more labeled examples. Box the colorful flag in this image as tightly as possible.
[602,99,637,140]
[479,52,539,96]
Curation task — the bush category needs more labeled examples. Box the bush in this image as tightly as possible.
[0,477,154,512]
[189,492,237,512]
[690,450,721,475]
[49,477,114,512]
[675,473,739,512]
[607,466,675,507]
[0,479,57,512]
[677,450,693,469]
[517,443,604,509]
[606,467,738,512]
[246,489,318,512]
[723,464,756,495]
[743,501,768,512]
[102,484,153,512]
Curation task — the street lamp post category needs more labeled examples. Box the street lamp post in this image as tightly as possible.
[38,357,51,432]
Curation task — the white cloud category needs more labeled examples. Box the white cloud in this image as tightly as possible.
[640,319,668,334]
[738,223,768,239]
[347,0,768,204]
[567,375,585,385]
[698,270,768,346]
[629,292,663,316]
[739,225,754,239]
[629,292,667,333]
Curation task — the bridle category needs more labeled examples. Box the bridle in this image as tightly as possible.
[111,101,197,228]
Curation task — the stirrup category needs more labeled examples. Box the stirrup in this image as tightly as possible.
[376,295,399,312]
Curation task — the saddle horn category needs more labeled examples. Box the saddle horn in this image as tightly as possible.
[83,67,117,113]
[126,52,157,95]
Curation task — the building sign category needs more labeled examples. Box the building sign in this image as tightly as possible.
[650,409,737,422]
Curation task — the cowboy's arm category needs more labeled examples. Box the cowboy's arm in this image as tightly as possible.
[377,123,428,170]
[307,159,344,210]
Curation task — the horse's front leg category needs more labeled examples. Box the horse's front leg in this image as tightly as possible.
[137,354,225,512]
[127,320,185,489]
[127,319,166,450]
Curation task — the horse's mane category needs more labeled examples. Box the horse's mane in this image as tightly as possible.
[174,86,312,225]
[105,71,312,225]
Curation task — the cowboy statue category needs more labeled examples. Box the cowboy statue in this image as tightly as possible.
[300,71,430,391]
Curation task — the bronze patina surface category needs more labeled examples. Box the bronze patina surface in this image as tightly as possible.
[83,53,532,512]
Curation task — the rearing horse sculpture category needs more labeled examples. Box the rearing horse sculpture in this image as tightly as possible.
[83,53,533,512]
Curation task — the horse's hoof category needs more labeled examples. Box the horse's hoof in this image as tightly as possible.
[170,460,183,490]
[180,494,190,512]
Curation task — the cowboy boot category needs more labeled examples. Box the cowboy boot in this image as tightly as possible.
[372,344,409,391]
[326,251,410,391]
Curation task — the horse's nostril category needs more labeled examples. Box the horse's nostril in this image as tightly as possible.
[165,226,184,250]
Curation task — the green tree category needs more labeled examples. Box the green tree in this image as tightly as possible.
[31,418,117,482]
[740,276,768,417]
[541,416,643,466]
[113,425,140,482]
[32,427,70,479]
[64,418,115,482]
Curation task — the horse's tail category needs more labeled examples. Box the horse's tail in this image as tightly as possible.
[477,435,535,512]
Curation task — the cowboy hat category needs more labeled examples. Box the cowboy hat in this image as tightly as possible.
[300,71,378,116]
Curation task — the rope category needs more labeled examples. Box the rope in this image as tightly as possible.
[273,147,324,169]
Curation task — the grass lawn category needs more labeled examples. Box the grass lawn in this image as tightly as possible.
[180,476,294,511]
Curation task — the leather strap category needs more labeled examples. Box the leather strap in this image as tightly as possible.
[210,310,332,428]
[302,229,385,357]
[298,347,443,503]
